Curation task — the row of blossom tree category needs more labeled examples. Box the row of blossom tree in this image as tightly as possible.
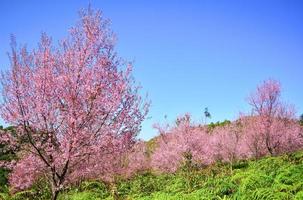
[143,79,302,173]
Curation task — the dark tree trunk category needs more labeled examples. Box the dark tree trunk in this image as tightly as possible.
[111,183,119,200]
[265,131,274,156]
[51,190,59,200]
[51,183,61,200]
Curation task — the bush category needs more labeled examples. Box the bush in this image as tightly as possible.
[116,172,172,198]
[10,178,51,200]
[0,168,9,189]
[59,191,101,200]
[79,181,109,199]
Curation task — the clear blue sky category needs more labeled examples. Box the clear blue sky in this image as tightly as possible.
[0,0,302,140]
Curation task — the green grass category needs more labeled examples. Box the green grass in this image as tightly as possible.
[1,151,303,200]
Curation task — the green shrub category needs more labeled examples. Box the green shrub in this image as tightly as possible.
[275,165,303,186]
[10,178,51,200]
[286,151,303,164]
[0,192,11,200]
[0,168,9,189]
[11,190,36,200]
[79,181,109,199]
[59,191,101,200]
[295,191,303,200]
[116,171,172,198]
[249,156,286,176]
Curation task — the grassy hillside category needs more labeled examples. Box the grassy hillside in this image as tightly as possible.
[1,150,303,200]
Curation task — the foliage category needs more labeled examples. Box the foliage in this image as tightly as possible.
[7,178,52,200]
[58,181,110,200]
[0,150,302,199]
[0,128,17,188]
[300,114,303,126]
[0,168,9,189]
[208,120,231,131]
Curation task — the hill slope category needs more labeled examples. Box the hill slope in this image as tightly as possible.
[2,150,303,200]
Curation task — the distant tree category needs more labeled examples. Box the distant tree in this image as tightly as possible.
[207,120,231,131]
[204,107,211,124]
[152,113,213,172]
[247,79,298,156]
[211,123,247,164]
[0,7,148,200]
[300,114,303,126]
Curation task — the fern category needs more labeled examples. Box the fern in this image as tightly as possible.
[294,191,303,200]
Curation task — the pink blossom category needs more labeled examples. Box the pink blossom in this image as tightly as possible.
[0,7,148,200]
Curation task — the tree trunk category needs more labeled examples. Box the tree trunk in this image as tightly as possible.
[51,186,60,200]
[265,132,274,156]
[51,189,60,200]
[111,183,119,200]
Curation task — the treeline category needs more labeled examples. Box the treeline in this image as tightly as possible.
[134,80,303,173]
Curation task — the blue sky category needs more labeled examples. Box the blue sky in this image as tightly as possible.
[0,0,302,140]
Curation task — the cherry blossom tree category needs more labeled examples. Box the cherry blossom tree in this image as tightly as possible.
[151,114,212,172]
[247,79,300,156]
[240,116,268,158]
[124,140,151,176]
[0,7,148,200]
[210,123,248,164]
